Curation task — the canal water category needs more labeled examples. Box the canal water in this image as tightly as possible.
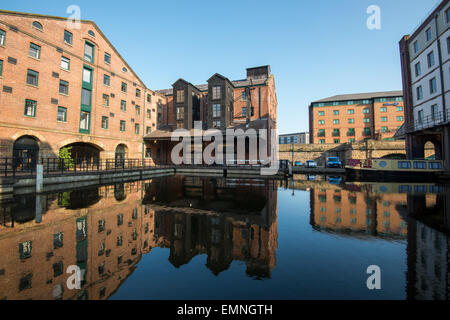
[0,174,448,300]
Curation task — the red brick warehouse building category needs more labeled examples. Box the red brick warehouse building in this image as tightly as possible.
[145,66,278,165]
[0,10,162,165]
[309,91,405,144]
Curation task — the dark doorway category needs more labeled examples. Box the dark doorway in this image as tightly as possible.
[63,142,101,162]
[115,144,127,167]
[13,136,39,170]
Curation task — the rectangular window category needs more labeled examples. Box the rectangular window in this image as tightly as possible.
[84,41,94,62]
[242,107,247,117]
[121,82,127,93]
[318,111,325,116]
[333,119,340,124]
[61,56,70,70]
[349,138,356,143]
[213,104,221,117]
[0,59,3,76]
[418,110,423,124]
[318,129,325,137]
[0,29,5,46]
[135,105,140,115]
[447,37,450,55]
[333,110,339,115]
[103,74,110,86]
[415,62,421,77]
[241,91,246,101]
[26,69,39,86]
[120,100,126,111]
[177,90,184,103]
[363,108,370,114]
[381,117,388,122]
[396,106,403,112]
[136,89,141,98]
[57,107,67,122]
[29,43,41,59]
[332,129,340,137]
[446,8,450,23]
[24,99,36,117]
[363,127,371,135]
[413,161,427,169]
[146,126,151,135]
[101,116,108,129]
[430,77,437,94]
[176,106,184,120]
[59,80,69,95]
[83,68,92,84]
[213,120,221,128]
[397,116,404,121]
[347,109,354,114]
[427,51,435,68]
[64,30,72,45]
[135,124,140,135]
[334,139,340,144]
[120,120,126,132]
[104,52,111,64]
[416,86,423,100]
[318,120,325,125]
[398,161,411,169]
[380,107,387,112]
[103,94,109,107]
[413,41,418,53]
[348,128,355,136]
[431,104,438,120]
[319,139,325,144]
[363,118,370,123]
[80,111,90,130]
[147,94,151,103]
[381,126,388,133]
[81,88,91,106]
[212,86,221,100]
[348,118,355,124]
[426,27,432,41]
[147,109,151,119]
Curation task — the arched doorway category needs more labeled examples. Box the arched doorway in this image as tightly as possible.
[13,136,39,170]
[62,142,101,161]
[115,144,128,167]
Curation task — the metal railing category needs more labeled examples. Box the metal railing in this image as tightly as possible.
[0,158,168,178]
[405,109,450,133]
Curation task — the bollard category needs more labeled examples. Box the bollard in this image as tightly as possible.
[36,164,43,194]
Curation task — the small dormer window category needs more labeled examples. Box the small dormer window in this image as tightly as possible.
[32,21,43,31]
[88,30,95,37]
[122,67,128,73]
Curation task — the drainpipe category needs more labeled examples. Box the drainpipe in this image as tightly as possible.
[435,12,447,122]
[142,88,147,165]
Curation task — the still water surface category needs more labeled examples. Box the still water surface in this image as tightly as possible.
[0,175,448,300]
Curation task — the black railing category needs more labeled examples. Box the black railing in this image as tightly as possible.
[405,108,450,133]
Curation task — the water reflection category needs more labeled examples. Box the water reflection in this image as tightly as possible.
[0,174,448,300]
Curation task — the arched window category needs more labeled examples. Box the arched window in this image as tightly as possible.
[88,30,95,37]
[32,21,43,31]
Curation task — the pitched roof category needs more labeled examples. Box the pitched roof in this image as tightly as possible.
[0,9,148,89]
[312,91,403,103]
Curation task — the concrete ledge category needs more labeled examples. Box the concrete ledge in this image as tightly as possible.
[292,167,345,174]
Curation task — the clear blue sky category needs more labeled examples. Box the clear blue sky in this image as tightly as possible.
[2,0,440,134]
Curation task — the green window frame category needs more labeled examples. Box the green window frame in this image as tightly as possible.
[0,29,5,46]
[348,118,355,124]
[334,139,340,144]
[381,126,388,133]
[0,59,3,76]
[120,120,126,132]
[57,107,67,122]
[318,120,325,125]
[147,109,151,119]
[26,69,39,86]
[396,106,403,112]
[381,117,388,122]
[103,94,109,107]
[318,111,325,116]
[121,82,127,93]
[135,124,140,135]
[136,89,141,98]
[135,105,140,115]
[348,128,355,136]
[363,127,371,135]
[64,30,73,45]
[79,111,90,132]
[397,116,404,121]
[318,129,325,137]
[80,65,93,133]
[380,107,387,112]
[363,118,370,123]
[333,119,340,124]
[84,41,95,63]
[347,109,354,114]
[104,52,111,64]
[319,139,325,144]
[24,99,37,117]
[101,116,108,129]
[61,56,70,70]
[121,100,126,111]
[59,80,69,95]
[104,74,110,86]
[363,108,370,114]
[333,110,339,115]
[29,43,41,59]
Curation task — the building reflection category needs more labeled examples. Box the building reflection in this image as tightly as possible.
[144,176,278,279]
[0,176,278,300]
[307,178,450,300]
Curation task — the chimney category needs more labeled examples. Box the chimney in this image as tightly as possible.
[246,65,271,80]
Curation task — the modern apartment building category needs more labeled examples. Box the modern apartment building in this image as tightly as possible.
[399,0,450,170]
[145,66,278,164]
[0,10,160,165]
[279,132,309,145]
[308,91,404,144]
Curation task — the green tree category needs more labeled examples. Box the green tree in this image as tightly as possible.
[59,147,74,170]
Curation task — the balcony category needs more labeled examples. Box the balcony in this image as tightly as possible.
[405,109,450,133]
